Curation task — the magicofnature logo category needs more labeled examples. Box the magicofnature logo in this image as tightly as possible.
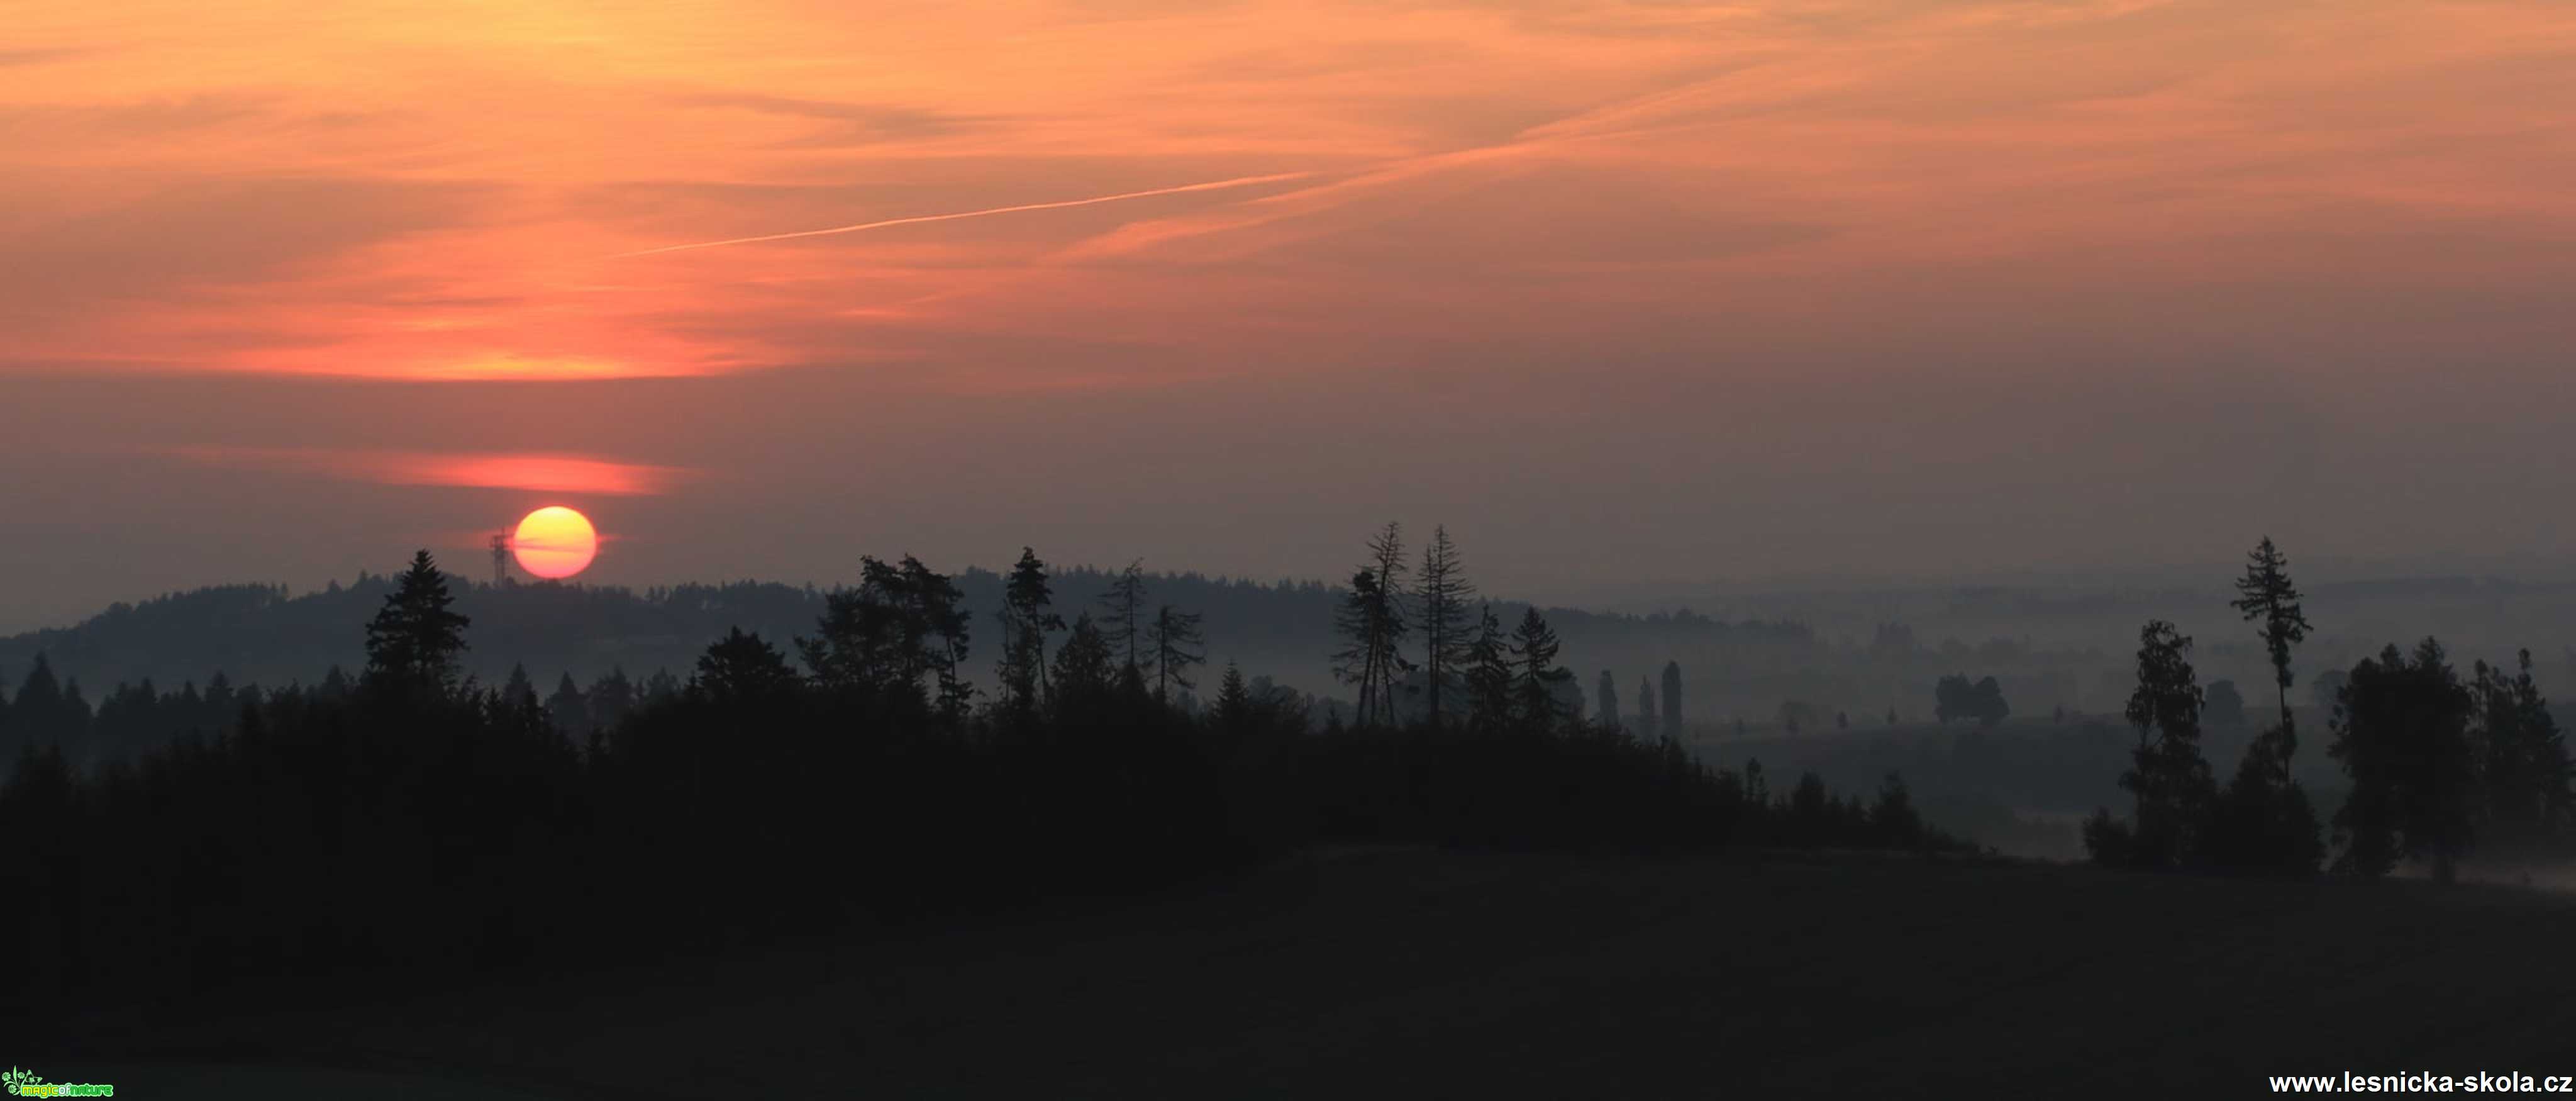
[2,1066,113,1097]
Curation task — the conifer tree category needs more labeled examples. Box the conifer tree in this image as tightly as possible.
[2231,536,2313,780]
[587,666,635,730]
[1511,607,1574,732]
[1597,670,1619,731]
[1330,524,1411,728]
[2330,639,2476,880]
[1413,525,1475,730]
[997,547,1065,714]
[2088,620,2216,867]
[2470,651,2573,846]
[800,555,971,724]
[1099,559,1149,675]
[1148,605,1207,703]
[1053,613,1118,705]
[546,672,589,735]
[1465,604,1514,731]
[501,663,538,713]
[2202,536,2325,875]
[641,668,681,706]
[901,556,975,726]
[363,550,471,696]
[1214,661,1252,730]
[692,627,801,705]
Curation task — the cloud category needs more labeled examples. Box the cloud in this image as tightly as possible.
[0,176,492,299]
[0,47,96,67]
[672,91,1007,147]
[171,447,693,495]
[610,171,1316,258]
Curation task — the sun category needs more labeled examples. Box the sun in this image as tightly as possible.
[512,506,597,579]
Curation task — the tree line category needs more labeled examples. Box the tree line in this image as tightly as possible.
[2084,537,2573,880]
[0,537,1961,1012]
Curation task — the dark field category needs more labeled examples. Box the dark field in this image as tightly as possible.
[41,846,2576,1098]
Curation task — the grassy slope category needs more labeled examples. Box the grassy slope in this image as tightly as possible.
[54,848,2576,1098]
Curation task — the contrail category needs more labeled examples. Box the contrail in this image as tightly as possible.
[609,171,1316,259]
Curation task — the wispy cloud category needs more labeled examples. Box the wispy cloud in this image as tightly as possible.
[609,171,1317,258]
[2,0,2569,387]
[171,447,692,495]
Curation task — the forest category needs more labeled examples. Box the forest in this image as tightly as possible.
[3,526,2569,1022]
[0,533,1960,1012]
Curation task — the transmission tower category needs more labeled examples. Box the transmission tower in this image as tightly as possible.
[490,532,511,587]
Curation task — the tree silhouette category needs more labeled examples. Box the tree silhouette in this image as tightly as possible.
[641,668,681,706]
[904,557,975,726]
[363,550,470,697]
[1214,661,1252,730]
[1330,524,1411,728]
[1934,674,2008,727]
[2232,537,2313,736]
[1053,613,1118,705]
[997,547,1065,715]
[1638,677,1656,739]
[1099,559,1150,675]
[1597,670,1619,732]
[2330,639,2477,880]
[1465,605,1514,731]
[1511,607,1573,732]
[1148,605,1207,703]
[800,555,971,725]
[1413,526,1475,730]
[1661,661,1683,743]
[2087,620,2216,868]
[587,666,635,731]
[546,672,589,735]
[2202,538,2325,875]
[692,627,800,706]
[2470,651,2573,847]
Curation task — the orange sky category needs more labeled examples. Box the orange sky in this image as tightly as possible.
[4,0,2574,627]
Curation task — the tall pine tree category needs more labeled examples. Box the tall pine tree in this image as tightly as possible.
[1413,525,1475,731]
[1148,605,1207,703]
[363,550,471,698]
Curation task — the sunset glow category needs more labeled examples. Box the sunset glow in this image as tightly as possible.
[6,0,2575,631]
[174,447,687,496]
[512,506,599,579]
[4,1,2568,386]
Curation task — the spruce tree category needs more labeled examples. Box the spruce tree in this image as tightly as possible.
[1214,661,1252,730]
[692,627,801,705]
[1464,604,1514,732]
[2202,536,2324,875]
[997,547,1065,714]
[587,666,636,731]
[546,673,589,735]
[1053,613,1118,705]
[1511,607,1574,732]
[1597,670,1619,731]
[1413,526,1475,730]
[1148,605,1207,703]
[501,663,538,713]
[2092,620,2216,867]
[363,550,471,697]
[1329,524,1411,728]
[1099,559,1149,675]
